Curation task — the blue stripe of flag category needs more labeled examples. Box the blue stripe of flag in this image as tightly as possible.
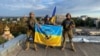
[35,24,62,36]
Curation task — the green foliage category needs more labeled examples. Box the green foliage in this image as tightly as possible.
[72,17,95,27]
[98,21,100,28]
[0,17,29,44]
[85,17,95,27]
[72,17,85,27]
[0,19,27,36]
[0,36,7,44]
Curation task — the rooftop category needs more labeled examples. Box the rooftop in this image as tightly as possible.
[9,43,100,56]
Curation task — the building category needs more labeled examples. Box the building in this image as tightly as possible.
[17,18,21,21]
[56,15,65,24]
[80,15,88,21]
[1,18,6,21]
[89,31,100,36]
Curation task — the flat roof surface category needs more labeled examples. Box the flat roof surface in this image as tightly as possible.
[9,43,100,56]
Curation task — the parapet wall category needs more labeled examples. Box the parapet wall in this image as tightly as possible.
[0,34,26,56]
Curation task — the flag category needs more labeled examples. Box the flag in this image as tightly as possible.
[34,24,62,46]
[50,6,56,24]
[52,6,56,17]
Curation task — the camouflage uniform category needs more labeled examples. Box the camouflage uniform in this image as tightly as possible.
[25,16,38,51]
[61,19,76,51]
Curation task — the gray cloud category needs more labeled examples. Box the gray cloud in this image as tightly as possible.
[0,0,100,16]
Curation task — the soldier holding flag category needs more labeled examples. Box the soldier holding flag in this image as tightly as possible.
[25,12,40,51]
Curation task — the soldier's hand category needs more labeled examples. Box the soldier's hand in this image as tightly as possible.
[70,25,75,29]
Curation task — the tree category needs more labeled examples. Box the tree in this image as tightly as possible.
[72,17,85,27]
[85,17,95,27]
[98,21,100,28]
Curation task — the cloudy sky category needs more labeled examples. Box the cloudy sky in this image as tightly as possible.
[0,0,100,17]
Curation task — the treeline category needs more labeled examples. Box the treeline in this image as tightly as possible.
[0,17,100,36]
[0,18,27,36]
[72,17,97,27]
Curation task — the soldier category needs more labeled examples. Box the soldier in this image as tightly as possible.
[61,13,76,52]
[43,15,51,49]
[25,12,40,51]
[44,15,50,25]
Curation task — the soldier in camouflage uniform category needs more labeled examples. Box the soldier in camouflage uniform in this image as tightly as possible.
[44,15,50,25]
[25,12,40,51]
[61,13,76,52]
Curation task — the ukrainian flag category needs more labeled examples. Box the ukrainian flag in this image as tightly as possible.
[50,6,56,25]
[34,24,62,46]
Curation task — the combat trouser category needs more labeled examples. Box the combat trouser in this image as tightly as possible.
[61,30,76,52]
[25,28,37,51]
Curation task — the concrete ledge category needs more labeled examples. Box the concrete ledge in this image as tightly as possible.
[0,34,26,56]
[72,36,100,43]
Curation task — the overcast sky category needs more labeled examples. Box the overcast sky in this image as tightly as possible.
[0,0,100,17]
